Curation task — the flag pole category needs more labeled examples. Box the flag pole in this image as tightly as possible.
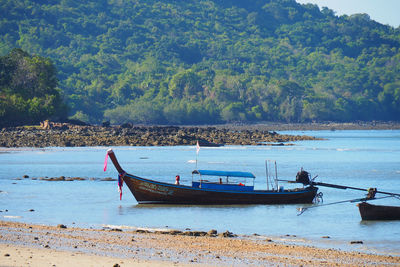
[196,140,200,169]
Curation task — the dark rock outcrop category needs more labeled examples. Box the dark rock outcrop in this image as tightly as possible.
[0,123,320,148]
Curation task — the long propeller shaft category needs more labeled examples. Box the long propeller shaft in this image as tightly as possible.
[311,182,400,197]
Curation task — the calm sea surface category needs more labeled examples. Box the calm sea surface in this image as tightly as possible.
[1,130,400,255]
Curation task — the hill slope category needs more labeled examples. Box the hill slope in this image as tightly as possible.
[1,0,399,124]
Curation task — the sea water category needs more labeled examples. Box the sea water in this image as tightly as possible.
[1,130,399,255]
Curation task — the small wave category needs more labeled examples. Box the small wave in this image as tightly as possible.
[215,146,247,150]
[101,224,136,230]
[0,190,8,194]
[336,148,351,151]
[136,226,171,232]
[101,224,172,232]
[187,160,196,163]
[3,215,22,219]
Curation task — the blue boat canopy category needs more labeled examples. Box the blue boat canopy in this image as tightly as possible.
[192,169,256,179]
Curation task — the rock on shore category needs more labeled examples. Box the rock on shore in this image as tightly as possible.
[0,123,319,148]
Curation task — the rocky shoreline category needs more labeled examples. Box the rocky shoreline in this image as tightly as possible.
[2,121,398,148]
[0,123,320,148]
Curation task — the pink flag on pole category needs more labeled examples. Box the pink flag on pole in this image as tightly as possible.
[103,152,109,171]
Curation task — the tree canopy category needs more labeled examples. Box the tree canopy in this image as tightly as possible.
[0,48,67,127]
[1,0,399,124]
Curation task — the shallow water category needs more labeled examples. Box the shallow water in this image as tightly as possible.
[1,130,400,255]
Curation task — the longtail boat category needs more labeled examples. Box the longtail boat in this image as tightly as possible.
[105,149,318,204]
[357,202,400,220]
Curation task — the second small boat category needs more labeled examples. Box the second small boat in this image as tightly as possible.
[357,202,400,220]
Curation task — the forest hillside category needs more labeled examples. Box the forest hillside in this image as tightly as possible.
[1,0,399,124]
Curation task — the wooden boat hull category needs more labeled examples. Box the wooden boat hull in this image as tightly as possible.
[357,202,400,220]
[123,173,318,204]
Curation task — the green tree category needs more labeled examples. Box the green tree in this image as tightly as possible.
[378,82,400,119]
[0,48,67,127]
[168,69,202,99]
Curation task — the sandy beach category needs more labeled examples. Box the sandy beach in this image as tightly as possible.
[1,220,399,266]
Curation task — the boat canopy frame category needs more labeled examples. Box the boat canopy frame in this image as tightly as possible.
[192,170,256,178]
[192,169,256,187]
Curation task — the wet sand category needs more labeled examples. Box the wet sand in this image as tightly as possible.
[1,220,399,266]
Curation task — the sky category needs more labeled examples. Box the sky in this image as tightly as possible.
[295,0,400,28]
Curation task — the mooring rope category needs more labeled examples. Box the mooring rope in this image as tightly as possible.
[297,195,394,216]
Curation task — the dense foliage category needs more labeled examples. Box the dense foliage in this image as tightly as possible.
[0,48,67,127]
[1,0,399,124]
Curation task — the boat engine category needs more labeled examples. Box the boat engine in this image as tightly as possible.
[296,169,311,185]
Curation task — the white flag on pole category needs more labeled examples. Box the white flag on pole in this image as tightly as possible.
[196,140,200,155]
